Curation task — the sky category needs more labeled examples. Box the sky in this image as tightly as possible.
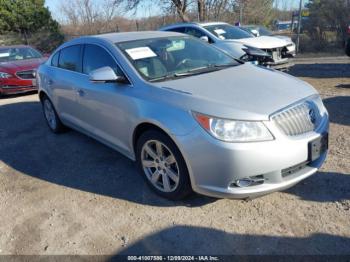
[45,0,309,22]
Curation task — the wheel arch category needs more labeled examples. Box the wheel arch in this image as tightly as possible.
[131,121,195,188]
[39,90,49,102]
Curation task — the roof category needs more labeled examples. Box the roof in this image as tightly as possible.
[160,21,229,30]
[198,22,229,27]
[91,31,184,43]
[0,45,31,49]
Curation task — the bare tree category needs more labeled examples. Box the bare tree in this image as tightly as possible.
[60,0,124,35]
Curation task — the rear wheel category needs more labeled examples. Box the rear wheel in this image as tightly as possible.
[41,96,66,133]
[136,130,192,200]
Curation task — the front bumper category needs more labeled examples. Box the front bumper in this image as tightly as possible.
[266,58,294,70]
[0,78,37,95]
[175,114,329,199]
[0,85,37,95]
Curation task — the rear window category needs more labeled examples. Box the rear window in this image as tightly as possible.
[204,24,253,40]
[58,45,82,72]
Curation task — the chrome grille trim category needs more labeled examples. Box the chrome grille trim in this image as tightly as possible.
[16,70,36,80]
[272,101,321,136]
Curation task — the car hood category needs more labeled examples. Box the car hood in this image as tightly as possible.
[0,58,46,73]
[231,36,289,49]
[152,64,317,121]
[273,35,294,44]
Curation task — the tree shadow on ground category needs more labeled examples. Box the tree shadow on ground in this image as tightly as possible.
[323,96,350,126]
[289,63,350,78]
[285,171,350,203]
[112,225,350,256]
[0,100,215,207]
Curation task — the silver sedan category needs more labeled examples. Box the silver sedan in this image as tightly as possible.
[37,31,329,200]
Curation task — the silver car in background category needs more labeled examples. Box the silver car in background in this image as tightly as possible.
[37,31,329,200]
[161,22,295,70]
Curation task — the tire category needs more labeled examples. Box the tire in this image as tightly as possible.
[41,96,66,133]
[136,129,192,200]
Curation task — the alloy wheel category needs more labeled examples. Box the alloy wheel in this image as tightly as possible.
[141,140,180,192]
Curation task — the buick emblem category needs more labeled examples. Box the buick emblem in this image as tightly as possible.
[309,108,316,124]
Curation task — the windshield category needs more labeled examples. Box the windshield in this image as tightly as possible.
[204,24,253,40]
[117,36,240,82]
[0,47,42,63]
[257,27,273,36]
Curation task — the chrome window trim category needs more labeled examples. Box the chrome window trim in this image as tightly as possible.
[47,43,134,87]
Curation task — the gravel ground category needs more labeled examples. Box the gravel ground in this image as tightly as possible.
[0,56,349,256]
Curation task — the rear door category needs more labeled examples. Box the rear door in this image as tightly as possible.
[49,45,83,126]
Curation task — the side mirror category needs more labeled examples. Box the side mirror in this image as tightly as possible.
[199,35,209,43]
[251,30,259,37]
[89,66,127,84]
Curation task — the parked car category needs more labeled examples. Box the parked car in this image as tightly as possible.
[274,21,298,32]
[161,22,294,70]
[0,45,46,96]
[345,25,350,57]
[37,31,329,200]
[240,25,296,57]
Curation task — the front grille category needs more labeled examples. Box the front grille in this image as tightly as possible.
[264,48,283,61]
[272,101,321,136]
[16,70,36,80]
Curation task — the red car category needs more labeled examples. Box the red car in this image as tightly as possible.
[0,45,47,96]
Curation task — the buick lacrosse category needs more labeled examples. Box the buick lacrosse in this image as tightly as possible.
[37,31,329,200]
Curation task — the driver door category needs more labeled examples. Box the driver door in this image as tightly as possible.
[75,44,133,154]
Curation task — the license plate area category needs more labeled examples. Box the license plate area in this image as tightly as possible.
[308,133,328,161]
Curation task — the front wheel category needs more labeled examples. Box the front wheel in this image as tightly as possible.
[136,130,192,200]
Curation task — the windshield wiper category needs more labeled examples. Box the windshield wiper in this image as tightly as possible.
[149,66,212,82]
[211,62,240,68]
[149,74,175,82]
[173,66,213,77]
[149,63,239,82]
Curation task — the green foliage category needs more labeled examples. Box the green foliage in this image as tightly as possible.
[306,0,350,47]
[0,0,63,52]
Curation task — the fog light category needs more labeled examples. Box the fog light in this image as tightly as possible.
[232,175,265,188]
[235,178,254,188]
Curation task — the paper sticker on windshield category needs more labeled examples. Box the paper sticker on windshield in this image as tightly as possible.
[214,29,226,35]
[125,47,157,60]
[0,53,10,58]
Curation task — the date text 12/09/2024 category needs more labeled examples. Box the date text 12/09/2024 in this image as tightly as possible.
[127,256,220,261]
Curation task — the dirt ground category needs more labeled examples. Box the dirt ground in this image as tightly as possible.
[0,56,349,256]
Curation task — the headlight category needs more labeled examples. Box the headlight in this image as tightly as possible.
[242,45,270,58]
[0,72,12,79]
[193,112,274,142]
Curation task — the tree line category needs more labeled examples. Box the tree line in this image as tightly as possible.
[0,0,349,52]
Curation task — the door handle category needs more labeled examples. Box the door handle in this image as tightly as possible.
[77,89,85,96]
[48,79,54,85]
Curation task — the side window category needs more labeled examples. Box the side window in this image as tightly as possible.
[185,27,213,43]
[58,45,82,72]
[167,27,186,33]
[184,27,206,38]
[51,51,59,67]
[82,44,123,76]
